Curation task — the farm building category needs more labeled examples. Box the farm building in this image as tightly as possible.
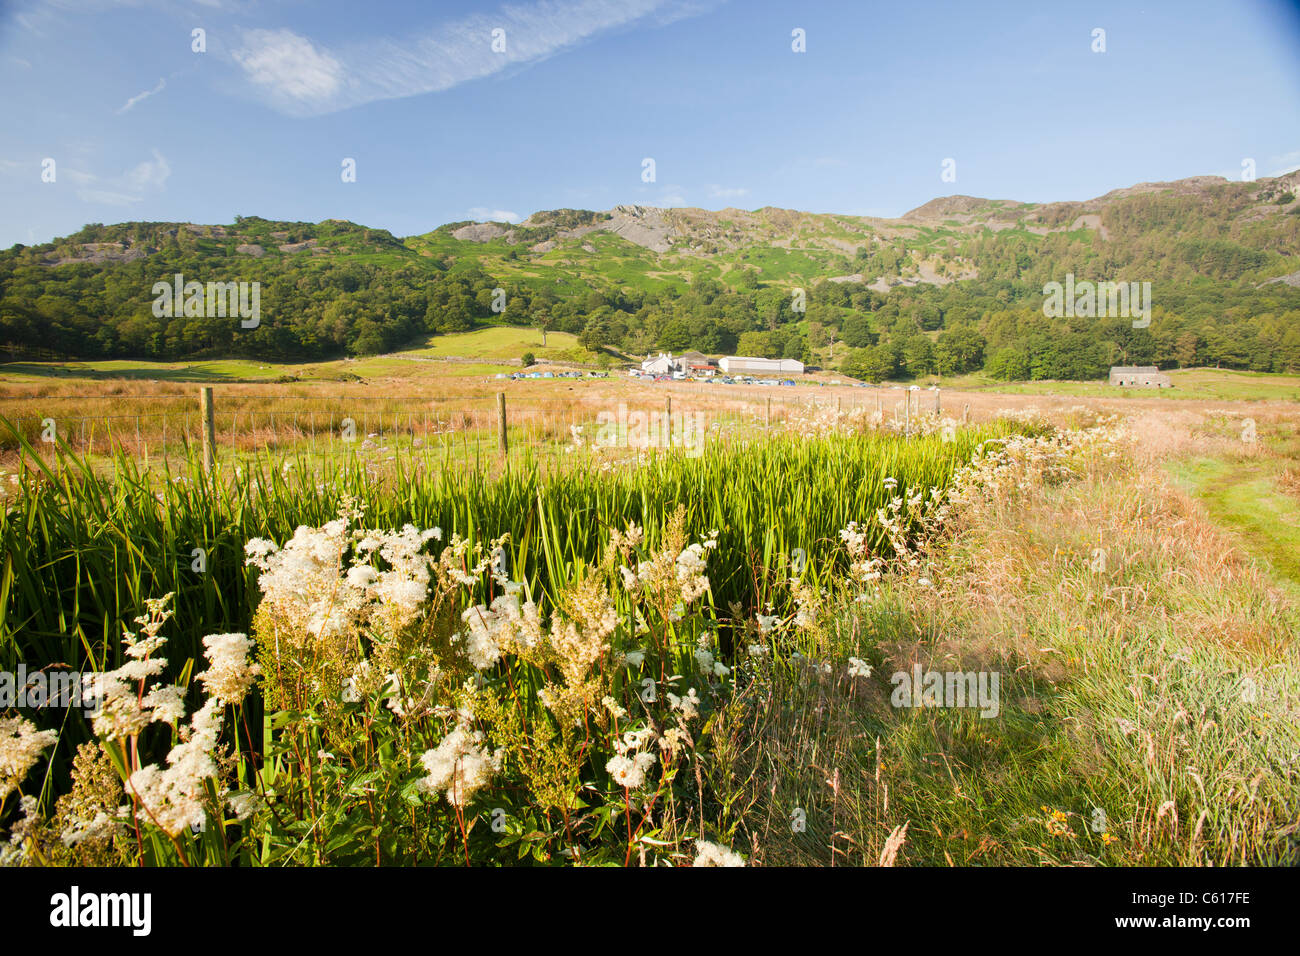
[1108,366,1172,387]
[641,353,676,375]
[641,351,718,376]
[718,356,805,375]
[675,350,710,367]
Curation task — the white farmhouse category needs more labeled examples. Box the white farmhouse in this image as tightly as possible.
[641,353,676,375]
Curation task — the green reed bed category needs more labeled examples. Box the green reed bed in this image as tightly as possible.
[0,421,1010,735]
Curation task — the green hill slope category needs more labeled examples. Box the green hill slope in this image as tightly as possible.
[2,173,1299,379]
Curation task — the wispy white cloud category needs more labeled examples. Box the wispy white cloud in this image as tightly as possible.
[469,207,521,223]
[232,29,344,107]
[76,148,170,205]
[116,77,166,114]
[230,0,717,116]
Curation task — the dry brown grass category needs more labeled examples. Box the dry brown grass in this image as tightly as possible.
[723,408,1300,866]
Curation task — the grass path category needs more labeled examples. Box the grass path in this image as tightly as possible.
[733,420,1300,866]
[1169,456,1300,599]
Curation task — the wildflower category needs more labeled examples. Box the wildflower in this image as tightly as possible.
[141,685,187,725]
[225,792,262,822]
[667,688,700,720]
[623,649,646,668]
[605,751,657,789]
[196,632,260,705]
[461,590,543,670]
[127,699,225,836]
[847,657,873,679]
[60,811,122,848]
[606,725,658,788]
[1042,807,1072,838]
[417,721,502,807]
[0,717,59,802]
[340,659,371,703]
[693,839,744,867]
[658,727,687,757]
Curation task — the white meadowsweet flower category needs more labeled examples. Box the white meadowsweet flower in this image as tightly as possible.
[196,632,260,705]
[847,657,873,679]
[0,717,58,802]
[693,839,745,867]
[417,722,502,807]
[667,688,700,720]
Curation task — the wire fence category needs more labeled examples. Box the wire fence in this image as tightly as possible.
[0,384,954,469]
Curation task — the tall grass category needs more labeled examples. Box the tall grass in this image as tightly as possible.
[0,420,1012,753]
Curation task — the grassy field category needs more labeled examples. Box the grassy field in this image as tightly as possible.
[945,367,1300,402]
[390,327,606,365]
[0,326,614,387]
[1,366,1298,867]
[0,355,515,385]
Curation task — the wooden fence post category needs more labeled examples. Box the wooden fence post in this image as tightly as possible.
[935,387,941,415]
[497,392,508,458]
[199,386,215,473]
[665,396,672,446]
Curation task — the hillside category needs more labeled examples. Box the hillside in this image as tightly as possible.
[2,172,1300,380]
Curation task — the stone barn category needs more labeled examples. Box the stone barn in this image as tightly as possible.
[1109,366,1172,387]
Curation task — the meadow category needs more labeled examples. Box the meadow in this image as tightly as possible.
[1,360,1298,867]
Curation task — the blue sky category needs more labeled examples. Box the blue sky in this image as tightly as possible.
[2,0,1299,248]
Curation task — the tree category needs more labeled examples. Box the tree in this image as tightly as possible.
[899,334,935,378]
[935,327,986,375]
[579,315,609,352]
[1172,331,1201,368]
[658,318,692,352]
[986,346,1030,381]
[841,313,877,348]
[534,309,553,346]
[351,320,387,356]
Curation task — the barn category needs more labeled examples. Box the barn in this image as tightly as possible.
[1108,366,1172,387]
[718,356,805,375]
